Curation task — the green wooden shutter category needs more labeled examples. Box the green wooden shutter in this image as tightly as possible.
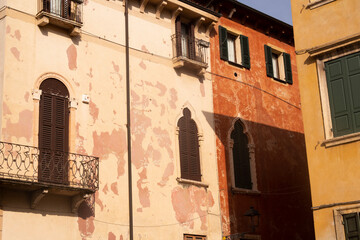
[231,121,252,189]
[344,213,360,240]
[264,45,274,78]
[283,52,293,84]
[346,53,360,134]
[326,58,354,137]
[219,25,228,61]
[240,35,250,69]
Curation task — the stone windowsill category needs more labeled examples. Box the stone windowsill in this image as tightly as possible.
[306,0,336,10]
[322,132,360,148]
[231,187,261,195]
[176,177,209,188]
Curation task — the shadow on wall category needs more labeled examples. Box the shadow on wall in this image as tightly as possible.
[202,111,315,240]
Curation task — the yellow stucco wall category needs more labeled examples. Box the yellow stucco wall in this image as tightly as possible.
[0,0,221,239]
[291,0,360,239]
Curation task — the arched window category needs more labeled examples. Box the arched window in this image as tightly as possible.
[231,120,252,189]
[177,108,201,181]
[38,78,70,184]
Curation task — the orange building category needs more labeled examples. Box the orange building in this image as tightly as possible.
[197,0,315,239]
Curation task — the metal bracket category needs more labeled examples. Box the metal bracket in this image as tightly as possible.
[31,188,48,209]
[72,193,90,213]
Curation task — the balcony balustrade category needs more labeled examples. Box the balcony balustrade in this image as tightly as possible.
[171,33,209,75]
[0,141,99,193]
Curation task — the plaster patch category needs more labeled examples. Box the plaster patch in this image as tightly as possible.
[10,47,20,61]
[89,101,99,123]
[153,127,173,158]
[158,162,174,187]
[67,44,77,70]
[139,61,146,70]
[3,102,11,115]
[6,25,10,34]
[3,110,33,142]
[137,168,150,208]
[24,92,30,102]
[77,202,95,239]
[108,232,116,240]
[169,88,178,109]
[92,128,127,177]
[14,30,21,41]
[141,45,149,53]
[112,61,120,72]
[111,182,119,195]
[103,183,109,194]
[95,191,104,211]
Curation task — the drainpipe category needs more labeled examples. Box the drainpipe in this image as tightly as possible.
[124,0,134,240]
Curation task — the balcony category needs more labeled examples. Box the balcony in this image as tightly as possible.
[0,141,99,211]
[171,33,209,76]
[36,0,83,36]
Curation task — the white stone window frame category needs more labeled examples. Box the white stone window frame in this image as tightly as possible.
[33,72,78,151]
[228,118,259,194]
[174,104,208,188]
[315,43,360,147]
[333,204,360,240]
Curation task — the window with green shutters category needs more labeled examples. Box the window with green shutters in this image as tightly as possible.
[325,52,360,137]
[264,45,293,84]
[343,212,360,240]
[231,120,252,190]
[218,25,251,69]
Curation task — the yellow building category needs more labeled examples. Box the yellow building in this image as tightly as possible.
[291,0,360,239]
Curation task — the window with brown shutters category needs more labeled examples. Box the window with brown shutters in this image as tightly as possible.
[38,78,70,185]
[178,108,201,182]
[231,120,252,190]
[184,234,206,240]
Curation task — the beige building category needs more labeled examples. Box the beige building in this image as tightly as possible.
[0,0,222,239]
[291,0,360,239]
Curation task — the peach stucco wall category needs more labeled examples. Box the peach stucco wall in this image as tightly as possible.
[291,0,360,239]
[0,0,221,240]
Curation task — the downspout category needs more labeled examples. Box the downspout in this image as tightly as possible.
[124,0,134,240]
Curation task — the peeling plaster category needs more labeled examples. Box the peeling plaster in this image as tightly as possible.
[3,102,11,115]
[3,110,33,142]
[67,44,77,70]
[6,25,10,34]
[111,182,119,195]
[95,191,105,211]
[10,47,20,61]
[76,123,87,155]
[153,127,173,158]
[137,168,150,208]
[108,232,116,240]
[78,203,95,239]
[158,162,174,187]
[139,61,146,70]
[169,88,178,109]
[24,92,30,102]
[141,45,149,53]
[89,101,99,124]
[103,183,109,194]
[92,129,126,177]
[14,30,21,41]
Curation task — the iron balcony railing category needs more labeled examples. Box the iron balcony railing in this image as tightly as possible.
[41,0,83,23]
[0,141,99,191]
[171,33,209,65]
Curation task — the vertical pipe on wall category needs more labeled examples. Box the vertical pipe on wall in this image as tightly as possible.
[124,0,133,240]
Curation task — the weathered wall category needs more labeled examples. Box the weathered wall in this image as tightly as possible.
[291,0,360,239]
[0,0,221,240]
[211,16,314,239]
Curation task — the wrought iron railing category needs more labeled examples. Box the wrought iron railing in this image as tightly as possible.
[171,34,209,65]
[0,141,99,191]
[41,0,83,23]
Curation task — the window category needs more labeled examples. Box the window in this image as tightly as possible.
[177,108,201,182]
[343,212,360,240]
[42,0,83,23]
[264,45,293,84]
[184,234,206,240]
[219,25,250,69]
[231,120,252,190]
[38,78,70,184]
[324,52,360,137]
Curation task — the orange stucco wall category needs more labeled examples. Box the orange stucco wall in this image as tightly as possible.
[211,16,315,239]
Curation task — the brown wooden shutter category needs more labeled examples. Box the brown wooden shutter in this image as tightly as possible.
[38,79,69,184]
[43,0,50,12]
[175,16,182,57]
[188,23,196,60]
[178,108,201,181]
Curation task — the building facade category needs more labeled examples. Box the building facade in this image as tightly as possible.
[202,0,315,239]
[0,0,222,239]
[291,0,360,239]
